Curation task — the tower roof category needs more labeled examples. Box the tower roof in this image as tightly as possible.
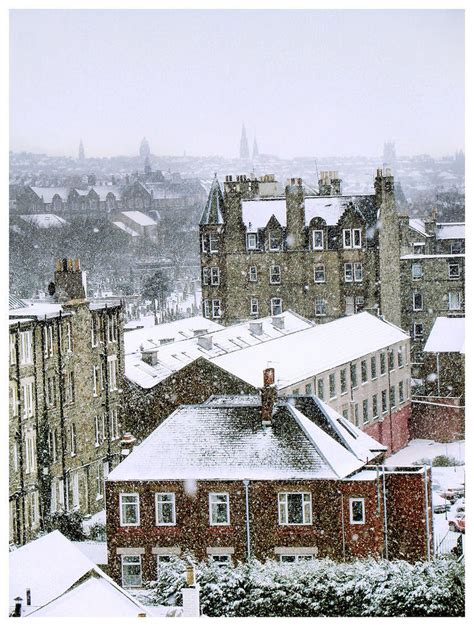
[199,176,224,225]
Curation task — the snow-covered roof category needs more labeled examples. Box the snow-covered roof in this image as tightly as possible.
[91,185,121,200]
[72,541,107,565]
[107,396,383,482]
[400,253,465,260]
[408,218,429,237]
[124,315,223,355]
[30,187,69,202]
[424,317,465,354]
[125,311,314,389]
[20,214,67,228]
[9,294,27,310]
[8,301,66,319]
[121,211,157,226]
[29,575,149,618]
[112,221,140,237]
[242,198,286,228]
[212,312,409,390]
[436,222,465,240]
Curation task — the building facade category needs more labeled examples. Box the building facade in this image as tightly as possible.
[199,168,401,327]
[9,259,126,545]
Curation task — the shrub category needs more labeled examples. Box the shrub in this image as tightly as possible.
[43,511,86,541]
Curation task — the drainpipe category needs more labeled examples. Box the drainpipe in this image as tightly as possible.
[387,349,393,453]
[243,480,251,561]
[382,466,389,559]
[423,464,431,561]
[436,353,441,396]
[340,492,346,561]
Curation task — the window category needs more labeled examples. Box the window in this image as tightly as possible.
[278,492,312,525]
[25,432,36,474]
[314,264,326,283]
[412,263,423,279]
[209,233,219,253]
[329,374,336,399]
[97,462,107,499]
[10,334,16,365]
[315,297,326,317]
[49,429,58,463]
[361,360,368,384]
[305,383,312,395]
[317,379,324,400]
[370,356,377,380]
[120,493,140,526]
[270,265,281,284]
[399,381,405,403]
[92,365,100,396]
[210,267,220,286]
[70,423,77,456]
[413,292,423,311]
[66,371,75,404]
[279,554,314,563]
[211,555,232,567]
[203,299,210,318]
[312,230,324,250]
[108,356,118,391]
[382,390,388,414]
[72,472,79,509]
[353,229,362,248]
[349,498,365,524]
[354,263,363,282]
[156,493,176,526]
[66,320,73,352]
[388,349,395,371]
[21,379,34,418]
[413,243,425,255]
[340,369,347,394]
[268,231,280,251]
[94,415,102,446]
[380,352,386,375]
[107,315,117,343]
[271,298,282,316]
[362,399,369,424]
[157,555,173,578]
[413,323,424,338]
[10,383,18,417]
[43,326,53,358]
[20,330,33,365]
[355,296,364,312]
[343,228,362,249]
[247,233,257,250]
[448,292,462,311]
[249,266,257,282]
[354,404,359,426]
[110,408,120,440]
[350,363,357,389]
[46,375,56,407]
[390,385,396,409]
[250,298,259,315]
[202,267,209,285]
[209,493,230,525]
[91,316,99,347]
[343,229,352,249]
[448,263,460,279]
[342,408,349,419]
[372,394,378,419]
[121,555,142,588]
[450,241,463,254]
[212,299,221,318]
[398,347,404,368]
[344,263,353,282]
[201,233,208,252]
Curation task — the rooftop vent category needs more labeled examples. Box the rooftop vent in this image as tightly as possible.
[249,321,263,336]
[198,334,213,350]
[159,338,174,345]
[141,347,158,366]
[272,316,285,330]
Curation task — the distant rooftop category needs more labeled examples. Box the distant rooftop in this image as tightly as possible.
[424,317,465,354]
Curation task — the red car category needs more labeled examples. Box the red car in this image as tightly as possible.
[449,514,465,533]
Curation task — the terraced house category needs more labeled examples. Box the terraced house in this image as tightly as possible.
[199,168,401,327]
[9,259,125,545]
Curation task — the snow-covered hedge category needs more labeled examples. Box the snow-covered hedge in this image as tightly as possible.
[145,557,464,617]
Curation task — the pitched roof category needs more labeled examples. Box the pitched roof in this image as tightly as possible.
[424,317,465,354]
[107,395,384,482]
[30,187,69,202]
[121,210,157,226]
[436,222,465,240]
[19,214,68,228]
[9,294,27,309]
[199,177,224,225]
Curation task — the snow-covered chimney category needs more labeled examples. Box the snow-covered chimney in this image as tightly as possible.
[272,316,285,330]
[249,321,263,336]
[261,368,278,425]
[197,334,213,350]
[141,347,158,366]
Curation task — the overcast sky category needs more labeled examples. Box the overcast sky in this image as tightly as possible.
[10,9,464,159]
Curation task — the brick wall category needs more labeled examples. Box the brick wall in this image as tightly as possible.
[410,398,464,442]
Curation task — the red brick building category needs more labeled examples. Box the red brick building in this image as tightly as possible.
[106,387,432,588]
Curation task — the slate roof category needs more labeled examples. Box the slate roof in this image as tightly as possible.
[30,187,69,203]
[108,395,384,482]
[424,317,465,354]
[199,177,224,225]
[436,222,465,240]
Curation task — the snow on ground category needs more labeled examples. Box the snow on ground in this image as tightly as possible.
[386,438,464,466]
[82,509,106,533]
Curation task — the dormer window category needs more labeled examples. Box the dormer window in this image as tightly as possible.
[268,232,281,251]
[247,233,257,250]
[312,230,324,250]
[343,228,362,249]
[209,233,219,253]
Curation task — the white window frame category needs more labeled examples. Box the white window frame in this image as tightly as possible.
[209,233,219,253]
[370,355,377,380]
[354,262,363,282]
[212,299,221,319]
[448,263,460,279]
[120,493,140,527]
[20,330,33,365]
[72,472,79,509]
[121,555,142,588]
[344,262,353,282]
[279,554,315,563]
[349,498,365,525]
[412,292,423,311]
[155,492,176,526]
[314,264,326,283]
[10,382,18,417]
[210,267,220,286]
[21,378,34,419]
[312,229,324,250]
[94,415,101,446]
[67,319,73,352]
[382,389,388,414]
[270,298,282,316]
[43,326,53,359]
[315,297,326,317]
[329,373,336,399]
[372,394,378,419]
[91,316,99,347]
[247,233,257,250]
[448,291,462,311]
[203,299,210,318]
[343,229,352,249]
[202,267,209,285]
[412,263,423,280]
[352,229,362,248]
[249,266,257,282]
[110,407,119,440]
[270,265,281,284]
[278,492,312,525]
[10,334,17,365]
[70,423,77,456]
[25,431,37,474]
[362,399,369,424]
[268,231,280,251]
[209,492,230,526]
[250,298,259,316]
[108,355,118,391]
[413,322,424,339]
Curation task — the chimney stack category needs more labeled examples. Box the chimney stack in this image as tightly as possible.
[197,334,213,350]
[141,347,159,366]
[53,258,86,304]
[261,368,278,424]
[249,321,263,336]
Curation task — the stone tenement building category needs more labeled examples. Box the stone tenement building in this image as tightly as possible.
[399,216,465,369]
[199,168,401,327]
[9,260,125,545]
[106,392,433,588]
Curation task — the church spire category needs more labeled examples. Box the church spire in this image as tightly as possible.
[78,139,85,161]
[240,124,249,160]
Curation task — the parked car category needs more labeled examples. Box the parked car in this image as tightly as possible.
[449,514,465,533]
[439,488,458,503]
